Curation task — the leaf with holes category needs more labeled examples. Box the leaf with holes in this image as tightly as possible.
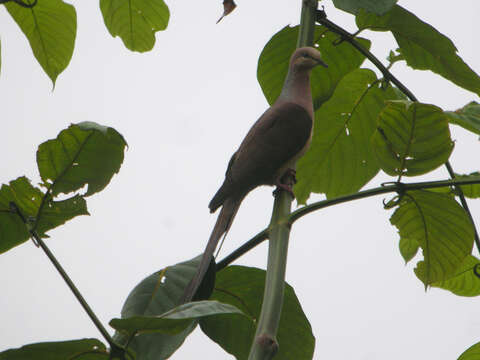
[446,101,480,135]
[390,190,474,286]
[0,177,88,254]
[100,0,170,52]
[0,339,107,360]
[371,100,453,177]
[431,255,480,297]
[200,265,314,360]
[37,122,127,197]
[295,69,401,203]
[356,5,480,96]
[5,0,76,86]
[257,25,370,111]
[332,0,397,15]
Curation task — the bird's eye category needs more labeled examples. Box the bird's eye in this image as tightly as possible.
[303,53,309,58]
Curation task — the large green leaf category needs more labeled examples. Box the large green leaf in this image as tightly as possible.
[390,190,474,286]
[459,342,480,360]
[332,0,397,15]
[200,265,314,360]
[100,0,170,52]
[431,255,480,297]
[5,0,76,86]
[371,100,453,177]
[446,101,480,135]
[0,339,107,360]
[356,5,480,96]
[113,256,207,360]
[37,122,127,197]
[110,300,246,335]
[295,69,400,203]
[0,177,88,254]
[257,25,370,110]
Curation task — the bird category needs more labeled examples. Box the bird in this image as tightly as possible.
[180,47,327,303]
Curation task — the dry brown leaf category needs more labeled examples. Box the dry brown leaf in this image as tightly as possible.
[216,0,237,24]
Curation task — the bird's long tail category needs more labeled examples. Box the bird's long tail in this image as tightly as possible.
[180,196,243,304]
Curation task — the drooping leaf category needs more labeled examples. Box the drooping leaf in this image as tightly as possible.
[0,339,107,360]
[431,255,480,297]
[332,0,397,15]
[100,0,170,52]
[371,100,453,177]
[37,122,127,197]
[390,190,474,286]
[356,5,480,96]
[110,300,246,335]
[446,101,480,135]
[399,237,419,263]
[459,341,480,360]
[295,69,401,203]
[200,265,314,360]
[5,0,76,86]
[0,177,88,254]
[257,25,371,110]
[112,255,207,360]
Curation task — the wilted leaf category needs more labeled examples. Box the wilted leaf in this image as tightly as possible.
[295,69,401,203]
[200,265,314,360]
[100,0,170,52]
[390,190,474,286]
[37,122,127,197]
[371,100,453,177]
[5,0,76,86]
[332,0,397,15]
[446,101,480,135]
[257,25,371,110]
[431,255,480,297]
[356,5,480,96]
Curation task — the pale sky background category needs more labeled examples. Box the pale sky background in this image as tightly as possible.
[1,1,480,359]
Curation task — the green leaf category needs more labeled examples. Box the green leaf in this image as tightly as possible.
[459,341,480,360]
[37,122,127,197]
[399,237,419,263]
[356,5,480,96]
[200,266,314,360]
[332,0,397,15]
[0,177,88,254]
[453,173,480,199]
[0,338,107,360]
[100,0,170,52]
[257,25,371,110]
[371,100,453,177]
[431,255,480,297]
[390,190,474,286]
[110,300,246,335]
[446,101,480,135]
[295,69,400,203]
[113,256,205,359]
[4,0,76,87]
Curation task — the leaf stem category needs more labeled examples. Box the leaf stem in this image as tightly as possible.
[217,176,480,269]
[314,9,480,251]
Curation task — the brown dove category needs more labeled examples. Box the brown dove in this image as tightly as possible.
[180,47,327,303]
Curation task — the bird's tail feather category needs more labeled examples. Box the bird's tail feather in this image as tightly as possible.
[180,196,242,304]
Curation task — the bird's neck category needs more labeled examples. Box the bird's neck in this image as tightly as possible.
[277,68,314,119]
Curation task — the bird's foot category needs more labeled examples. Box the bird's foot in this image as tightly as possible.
[273,183,295,198]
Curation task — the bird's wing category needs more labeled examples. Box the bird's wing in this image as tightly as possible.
[230,101,313,189]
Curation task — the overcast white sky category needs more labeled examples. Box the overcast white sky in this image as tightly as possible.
[1,1,480,359]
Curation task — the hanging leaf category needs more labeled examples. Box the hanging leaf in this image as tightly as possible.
[200,265,314,360]
[445,101,480,135]
[37,122,127,197]
[100,0,170,52]
[0,177,88,254]
[431,255,480,297]
[5,0,76,86]
[332,0,398,15]
[390,190,474,286]
[257,25,371,110]
[371,100,453,177]
[356,5,480,96]
[295,69,400,203]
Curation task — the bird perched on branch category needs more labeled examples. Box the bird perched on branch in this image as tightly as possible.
[180,47,327,303]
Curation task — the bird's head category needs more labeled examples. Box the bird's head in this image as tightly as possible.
[290,47,328,71]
